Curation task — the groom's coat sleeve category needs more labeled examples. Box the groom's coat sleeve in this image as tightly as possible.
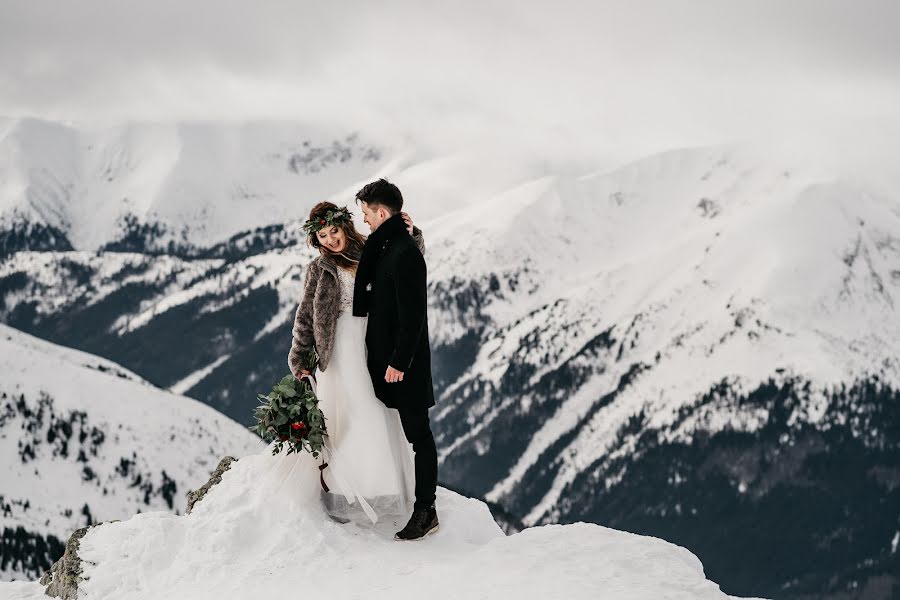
[388,245,428,372]
[288,261,317,376]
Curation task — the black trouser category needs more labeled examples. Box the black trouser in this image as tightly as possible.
[396,404,438,511]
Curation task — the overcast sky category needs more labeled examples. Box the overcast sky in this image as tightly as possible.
[1,0,898,172]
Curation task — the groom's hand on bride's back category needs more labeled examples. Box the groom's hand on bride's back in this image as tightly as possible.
[385,366,405,383]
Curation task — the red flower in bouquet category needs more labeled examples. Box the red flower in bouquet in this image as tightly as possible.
[250,358,327,458]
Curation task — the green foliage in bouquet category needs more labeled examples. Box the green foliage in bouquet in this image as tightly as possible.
[249,351,327,457]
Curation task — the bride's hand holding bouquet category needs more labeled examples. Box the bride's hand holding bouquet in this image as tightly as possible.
[249,350,327,458]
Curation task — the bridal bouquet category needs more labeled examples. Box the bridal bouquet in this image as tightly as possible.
[249,351,327,458]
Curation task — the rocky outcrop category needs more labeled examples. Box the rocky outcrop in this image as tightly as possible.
[185,456,238,514]
[38,456,238,598]
[39,521,116,599]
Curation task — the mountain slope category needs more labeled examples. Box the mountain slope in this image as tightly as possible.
[0,323,264,581]
[0,117,391,255]
[426,145,900,517]
[420,146,900,598]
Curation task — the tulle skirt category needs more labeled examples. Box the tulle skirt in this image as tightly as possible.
[312,311,416,525]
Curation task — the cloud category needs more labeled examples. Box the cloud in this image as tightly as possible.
[1,0,899,172]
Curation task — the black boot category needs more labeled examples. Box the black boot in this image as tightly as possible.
[394,504,439,541]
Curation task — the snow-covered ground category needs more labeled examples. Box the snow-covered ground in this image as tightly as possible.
[0,443,763,600]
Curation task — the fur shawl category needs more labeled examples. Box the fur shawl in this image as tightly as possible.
[288,226,424,375]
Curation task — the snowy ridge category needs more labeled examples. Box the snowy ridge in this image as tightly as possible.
[0,118,392,252]
[0,244,320,423]
[0,322,147,385]
[0,324,264,580]
[1,250,226,321]
[420,144,900,522]
[0,445,759,600]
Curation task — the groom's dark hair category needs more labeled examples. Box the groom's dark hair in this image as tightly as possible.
[355,178,403,214]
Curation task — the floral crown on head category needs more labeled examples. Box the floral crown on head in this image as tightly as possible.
[302,205,353,235]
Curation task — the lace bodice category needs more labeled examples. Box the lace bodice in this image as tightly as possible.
[335,266,356,314]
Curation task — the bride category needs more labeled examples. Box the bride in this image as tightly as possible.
[285,201,425,528]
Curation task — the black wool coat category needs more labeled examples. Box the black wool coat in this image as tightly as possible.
[353,213,435,410]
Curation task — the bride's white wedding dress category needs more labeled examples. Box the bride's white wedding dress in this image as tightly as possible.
[289,265,416,526]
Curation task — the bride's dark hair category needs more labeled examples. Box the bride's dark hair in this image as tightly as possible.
[306,201,367,270]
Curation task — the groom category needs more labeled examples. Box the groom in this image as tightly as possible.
[352,178,440,541]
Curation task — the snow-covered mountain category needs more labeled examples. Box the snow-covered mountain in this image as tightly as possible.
[422,146,900,597]
[0,445,759,600]
[1,118,899,598]
[0,323,264,581]
[426,144,900,510]
[0,117,391,256]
